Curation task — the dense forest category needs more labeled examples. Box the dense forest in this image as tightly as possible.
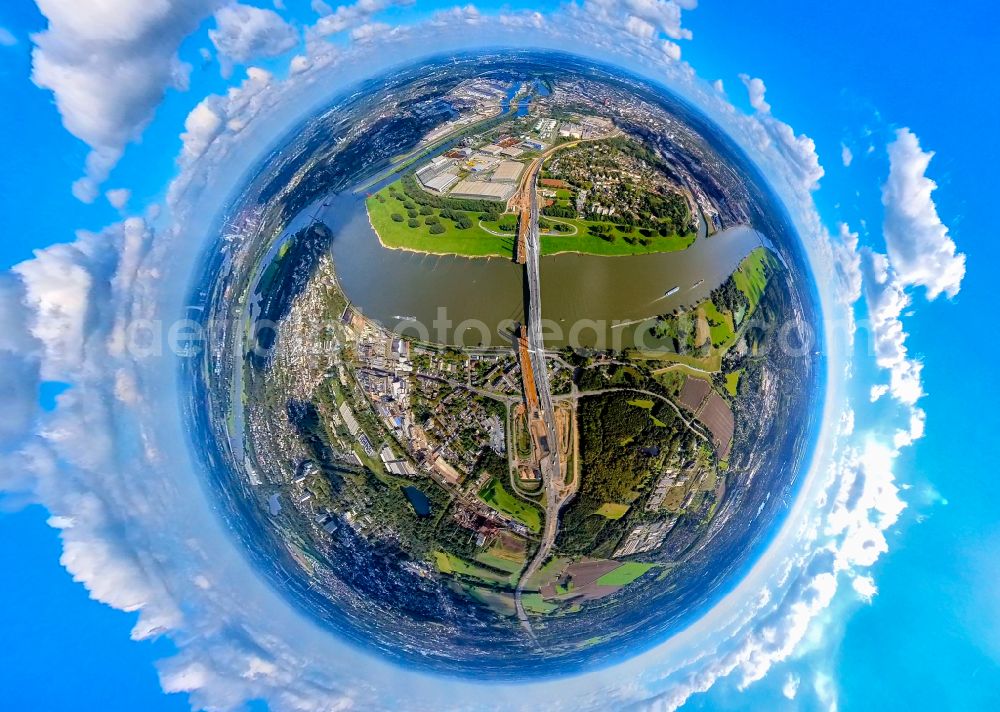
[558,390,694,554]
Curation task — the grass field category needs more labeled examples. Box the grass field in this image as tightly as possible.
[627,398,655,409]
[702,300,735,347]
[480,213,519,234]
[526,556,571,590]
[433,551,512,585]
[595,562,657,587]
[475,546,526,574]
[366,185,513,258]
[368,177,700,258]
[479,477,543,533]
[541,220,696,256]
[521,593,558,615]
[725,370,741,396]
[595,502,630,520]
[733,247,775,312]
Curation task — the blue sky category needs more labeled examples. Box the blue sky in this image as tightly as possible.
[0,1,996,710]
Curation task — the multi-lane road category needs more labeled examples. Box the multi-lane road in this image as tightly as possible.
[513,161,568,639]
[509,130,621,638]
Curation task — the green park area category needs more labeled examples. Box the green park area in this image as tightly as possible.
[366,181,513,258]
[732,246,775,313]
[366,172,700,259]
[478,477,543,533]
[725,370,741,396]
[539,219,696,256]
[639,246,778,373]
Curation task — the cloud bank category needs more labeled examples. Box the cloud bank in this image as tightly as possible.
[30,0,225,202]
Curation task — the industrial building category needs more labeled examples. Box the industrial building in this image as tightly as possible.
[422,170,460,193]
[491,160,524,183]
[449,179,516,201]
[416,155,455,185]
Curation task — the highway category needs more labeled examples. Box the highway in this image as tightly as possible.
[508,128,621,639]
[513,161,567,640]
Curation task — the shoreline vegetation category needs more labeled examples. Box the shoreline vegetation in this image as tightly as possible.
[365,174,699,260]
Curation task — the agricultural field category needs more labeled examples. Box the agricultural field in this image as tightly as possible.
[595,562,657,587]
[433,551,515,586]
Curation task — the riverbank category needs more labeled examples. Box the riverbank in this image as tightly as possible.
[367,184,700,260]
[366,187,515,259]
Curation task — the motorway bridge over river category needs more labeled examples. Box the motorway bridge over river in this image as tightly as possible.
[512,158,569,639]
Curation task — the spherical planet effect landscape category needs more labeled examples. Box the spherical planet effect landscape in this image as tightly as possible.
[184,50,822,678]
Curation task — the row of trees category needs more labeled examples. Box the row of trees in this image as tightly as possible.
[397,173,503,213]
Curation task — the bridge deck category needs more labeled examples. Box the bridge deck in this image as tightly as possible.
[517,326,540,412]
[515,203,529,264]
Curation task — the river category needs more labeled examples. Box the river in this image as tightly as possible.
[319,190,761,348]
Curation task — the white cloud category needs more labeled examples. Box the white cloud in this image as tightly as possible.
[576,0,694,55]
[314,0,413,36]
[30,0,222,201]
[782,673,800,700]
[170,67,276,208]
[180,101,227,163]
[861,248,923,407]
[12,239,96,381]
[739,73,770,113]
[350,21,392,42]
[841,143,853,167]
[0,276,41,446]
[712,78,724,94]
[209,3,298,77]
[882,128,966,299]
[832,223,862,307]
[731,73,824,192]
[753,113,825,192]
[851,574,877,602]
[0,26,17,46]
[621,0,692,40]
[106,188,132,211]
[430,5,484,26]
[661,39,682,61]
[624,14,657,40]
